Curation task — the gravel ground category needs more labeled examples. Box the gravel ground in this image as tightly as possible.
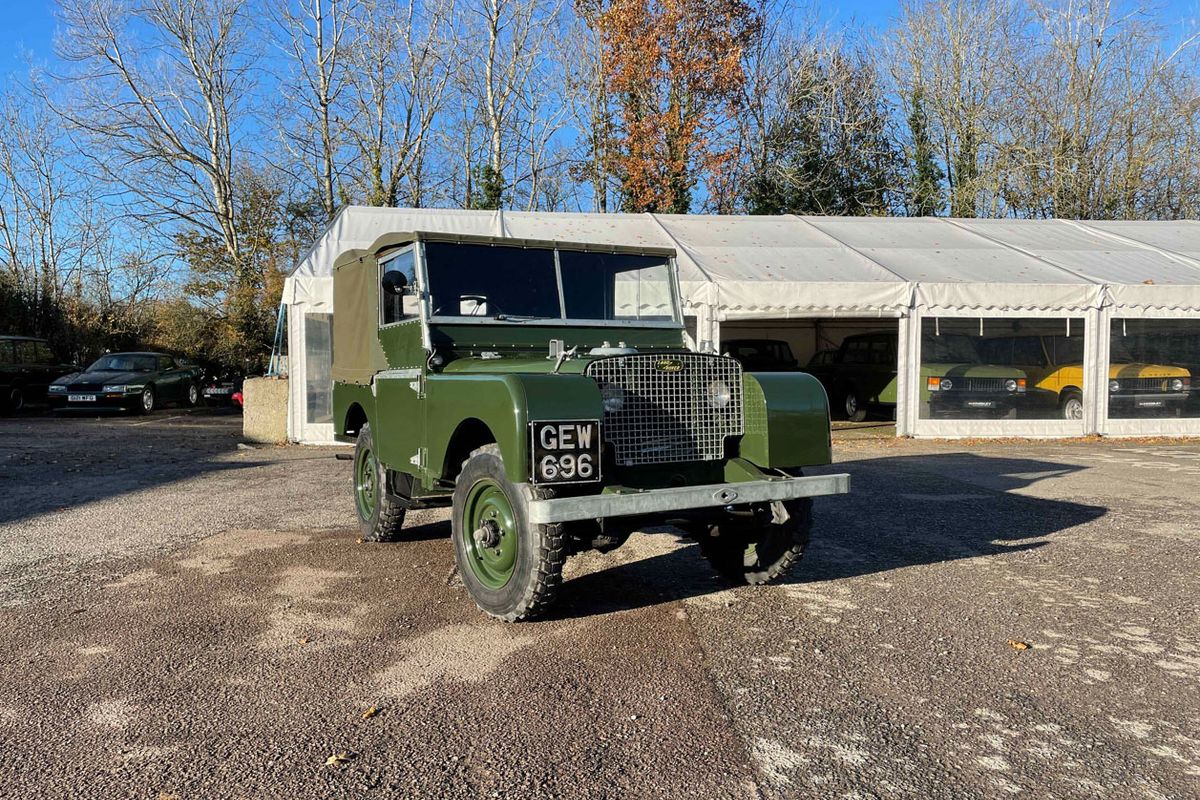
[0,411,1198,799]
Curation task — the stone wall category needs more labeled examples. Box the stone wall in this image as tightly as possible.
[242,377,289,444]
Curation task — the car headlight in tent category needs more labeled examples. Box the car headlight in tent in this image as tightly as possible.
[1109,380,1120,393]
[708,379,732,409]
[1004,379,1017,392]
[1170,378,1185,392]
[939,378,953,392]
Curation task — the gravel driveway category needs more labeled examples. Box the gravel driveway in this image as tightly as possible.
[0,411,1197,798]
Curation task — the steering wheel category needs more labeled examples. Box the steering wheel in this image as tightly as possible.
[433,294,499,317]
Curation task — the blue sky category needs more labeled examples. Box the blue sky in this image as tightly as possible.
[2,0,1198,81]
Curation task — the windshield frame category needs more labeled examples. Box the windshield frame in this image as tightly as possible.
[412,236,684,330]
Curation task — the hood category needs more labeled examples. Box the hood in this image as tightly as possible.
[55,369,153,386]
[920,362,1025,379]
[439,348,698,376]
[1109,362,1190,379]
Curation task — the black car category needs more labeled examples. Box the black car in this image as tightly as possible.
[0,335,77,412]
[723,338,800,371]
[202,372,245,409]
[48,352,204,414]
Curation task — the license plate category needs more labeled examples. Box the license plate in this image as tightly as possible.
[1136,400,1164,408]
[966,401,996,408]
[205,387,233,395]
[530,420,601,484]
[68,394,96,402]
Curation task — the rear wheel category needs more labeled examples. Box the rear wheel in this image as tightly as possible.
[697,498,813,585]
[6,386,24,413]
[843,388,868,422]
[185,383,199,407]
[452,444,564,621]
[353,423,406,541]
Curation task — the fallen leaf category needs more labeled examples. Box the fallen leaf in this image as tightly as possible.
[362,705,380,720]
[298,637,310,646]
[1007,639,1030,651]
[355,537,364,544]
[325,751,355,767]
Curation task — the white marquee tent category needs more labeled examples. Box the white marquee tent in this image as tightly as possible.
[283,207,1200,443]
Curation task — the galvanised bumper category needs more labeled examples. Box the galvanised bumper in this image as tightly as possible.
[527,473,850,525]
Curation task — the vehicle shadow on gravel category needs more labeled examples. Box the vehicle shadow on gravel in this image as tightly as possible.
[554,453,1108,618]
[0,412,261,525]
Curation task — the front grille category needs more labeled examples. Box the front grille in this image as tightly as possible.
[585,353,744,466]
[69,383,103,392]
[1117,377,1175,392]
[958,377,1008,393]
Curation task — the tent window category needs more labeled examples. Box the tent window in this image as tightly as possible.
[305,313,333,424]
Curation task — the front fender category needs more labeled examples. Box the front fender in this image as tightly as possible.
[739,372,832,469]
[425,373,602,484]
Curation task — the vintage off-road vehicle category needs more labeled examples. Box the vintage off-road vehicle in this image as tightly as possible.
[332,233,849,621]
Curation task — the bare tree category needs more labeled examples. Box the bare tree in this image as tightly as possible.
[271,0,358,219]
[344,0,454,207]
[55,0,258,263]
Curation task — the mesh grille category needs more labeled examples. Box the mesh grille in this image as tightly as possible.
[960,377,1009,392]
[1117,377,1175,391]
[585,354,744,466]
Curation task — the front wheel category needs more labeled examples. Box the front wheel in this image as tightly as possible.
[697,498,813,585]
[1060,390,1083,421]
[452,444,564,622]
[185,383,199,407]
[139,386,156,415]
[353,423,406,541]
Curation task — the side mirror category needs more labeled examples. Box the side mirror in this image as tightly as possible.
[381,270,409,296]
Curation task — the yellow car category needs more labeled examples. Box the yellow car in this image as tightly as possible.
[978,335,1190,419]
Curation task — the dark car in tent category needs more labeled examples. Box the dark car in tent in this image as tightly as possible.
[0,335,77,413]
[723,338,801,371]
[48,352,204,414]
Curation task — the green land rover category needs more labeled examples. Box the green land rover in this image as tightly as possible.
[332,233,850,621]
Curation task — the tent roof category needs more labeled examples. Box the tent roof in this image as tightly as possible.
[289,208,1200,314]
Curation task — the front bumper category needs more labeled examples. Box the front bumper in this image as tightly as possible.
[527,473,851,525]
[1110,392,1188,409]
[48,392,140,410]
[930,392,1021,413]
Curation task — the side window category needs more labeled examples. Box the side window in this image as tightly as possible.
[159,356,175,370]
[381,249,418,326]
[843,340,866,365]
[869,338,890,365]
[0,341,13,364]
[35,342,56,364]
[15,341,36,364]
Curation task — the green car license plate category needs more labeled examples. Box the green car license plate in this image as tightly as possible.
[530,420,601,484]
[68,394,96,402]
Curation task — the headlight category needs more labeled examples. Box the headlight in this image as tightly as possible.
[600,382,624,412]
[1109,379,1120,393]
[939,378,953,392]
[49,384,66,393]
[1004,379,1017,392]
[1170,378,1185,392]
[708,380,732,409]
[103,384,143,394]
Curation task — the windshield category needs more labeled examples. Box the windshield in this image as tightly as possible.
[424,241,678,324]
[87,354,158,372]
[921,333,981,363]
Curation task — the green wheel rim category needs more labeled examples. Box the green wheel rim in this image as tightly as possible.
[355,445,378,521]
[461,479,518,590]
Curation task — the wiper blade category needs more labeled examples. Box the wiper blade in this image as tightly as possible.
[492,314,556,323]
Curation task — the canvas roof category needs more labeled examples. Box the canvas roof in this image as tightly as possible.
[286,208,1200,315]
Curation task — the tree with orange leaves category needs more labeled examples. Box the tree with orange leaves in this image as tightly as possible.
[596,0,761,213]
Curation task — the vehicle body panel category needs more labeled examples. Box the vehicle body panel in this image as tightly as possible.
[0,336,76,408]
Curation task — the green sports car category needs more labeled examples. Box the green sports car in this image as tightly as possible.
[48,352,204,414]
